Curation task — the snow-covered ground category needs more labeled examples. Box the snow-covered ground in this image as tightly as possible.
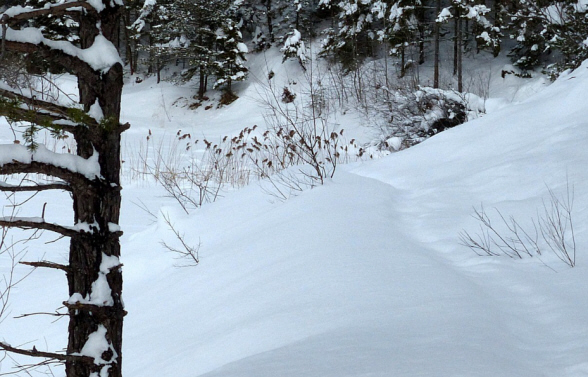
[0,50,587,376]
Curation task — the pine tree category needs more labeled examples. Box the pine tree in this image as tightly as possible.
[506,0,588,76]
[548,1,588,73]
[214,19,249,95]
[321,0,377,69]
[282,28,308,68]
[373,0,419,77]
[242,0,315,51]
[437,0,499,91]
[148,0,227,97]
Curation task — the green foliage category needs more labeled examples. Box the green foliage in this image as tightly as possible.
[99,116,120,132]
[0,97,22,122]
[66,108,95,125]
[22,123,40,151]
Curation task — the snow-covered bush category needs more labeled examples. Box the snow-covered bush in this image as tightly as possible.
[281,29,307,69]
[371,87,468,151]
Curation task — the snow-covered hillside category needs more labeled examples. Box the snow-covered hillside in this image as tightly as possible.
[1,54,587,376]
[118,60,588,375]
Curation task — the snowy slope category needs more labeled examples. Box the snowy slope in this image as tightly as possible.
[117,62,588,377]
[0,55,587,377]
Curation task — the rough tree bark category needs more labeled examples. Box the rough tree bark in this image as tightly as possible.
[434,0,441,88]
[0,1,127,377]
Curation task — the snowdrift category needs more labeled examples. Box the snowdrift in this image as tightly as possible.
[119,62,588,377]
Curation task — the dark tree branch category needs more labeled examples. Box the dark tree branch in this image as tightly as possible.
[14,311,68,319]
[0,87,97,129]
[0,182,72,193]
[63,301,127,320]
[0,218,79,238]
[1,1,96,25]
[0,342,92,363]
[0,160,97,188]
[2,40,103,89]
[20,260,70,273]
[0,105,78,135]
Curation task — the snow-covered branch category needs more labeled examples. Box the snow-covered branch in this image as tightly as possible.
[0,1,96,24]
[130,0,157,33]
[2,28,122,73]
[0,181,72,192]
[0,144,101,181]
[0,341,93,363]
[0,217,81,237]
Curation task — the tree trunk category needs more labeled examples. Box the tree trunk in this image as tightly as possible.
[265,0,274,44]
[434,0,441,88]
[199,65,206,99]
[416,1,426,65]
[67,6,125,377]
[453,15,458,76]
[457,15,463,92]
[0,3,126,377]
[400,46,406,78]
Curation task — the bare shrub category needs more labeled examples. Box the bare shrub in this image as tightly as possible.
[160,212,200,267]
[460,184,576,267]
[257,61,349,186]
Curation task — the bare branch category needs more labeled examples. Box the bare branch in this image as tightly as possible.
[0,218,79,238]
[161,212,199,267]
[0,182,71,193]
[14,311,68,319]
[0,342,92,363]
[461,183,576,268]
[20,260,70,273]
[0,160,97,189]
[62,301,127,320]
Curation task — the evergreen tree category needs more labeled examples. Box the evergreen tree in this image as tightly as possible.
[242,0,316,51]
[437,0,499,91]
[0,2,127,377]
[282,28,308,68]
[143,0,230,97]
[214,19,249,94]
[321,0,378,69]
[548,1,588,73]
[373,0,419,77]
[506,0,588,76]
[506,0,550,71]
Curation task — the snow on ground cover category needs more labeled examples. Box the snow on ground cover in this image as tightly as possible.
[118,61,588,376]
[0,49,586,377]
